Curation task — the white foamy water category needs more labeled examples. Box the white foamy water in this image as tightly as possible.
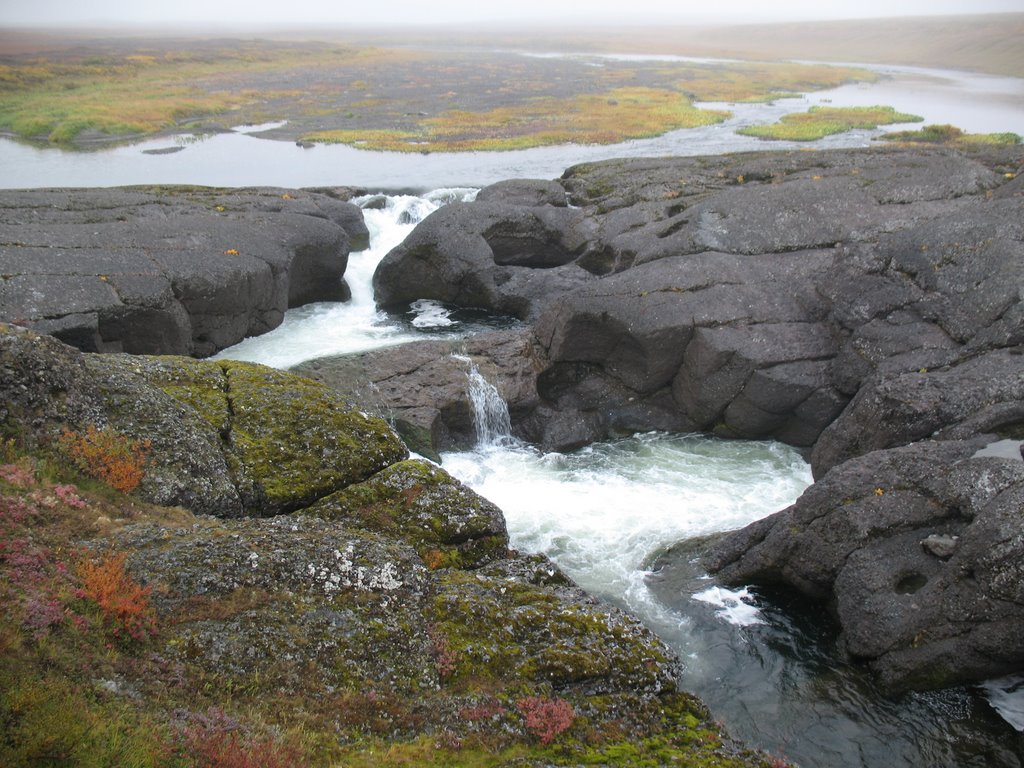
[214,188,477,367]
[440,433,811,617]
[981,675,1024,733]
[692,585,765,627]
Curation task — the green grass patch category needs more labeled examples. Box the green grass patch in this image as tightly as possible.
[878,123,1022,146]
[738,105,923,141]
[0,42,390,144]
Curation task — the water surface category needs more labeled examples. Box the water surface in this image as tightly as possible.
[2,61,1020,191]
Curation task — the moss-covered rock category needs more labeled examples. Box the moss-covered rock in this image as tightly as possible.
[2,325,409,517]
[218,360,407,515]
[304,458,508,570]
[0,324,788,767]
[113,514,436,699]
[429,556,679,696]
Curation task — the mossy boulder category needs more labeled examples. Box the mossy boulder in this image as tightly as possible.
[430,556,680,695]
[1,324,409,517]
[304,458,508,570]
[128,354,409,515]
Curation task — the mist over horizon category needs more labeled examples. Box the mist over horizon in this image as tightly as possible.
[2,0,1023,31]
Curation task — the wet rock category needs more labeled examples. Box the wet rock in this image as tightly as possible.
[372,201,597,319]
[705,438,1024,692]
[292,328,548,456]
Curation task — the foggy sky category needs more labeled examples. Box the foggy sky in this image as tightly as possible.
[2,0,1021,29]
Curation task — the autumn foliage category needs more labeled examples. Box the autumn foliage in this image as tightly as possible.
[516,696,575,745]
[181,708,308,768]
[76,551,156,641]
[58,425,150,493]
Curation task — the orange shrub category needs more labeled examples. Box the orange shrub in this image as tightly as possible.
[58,425,150,493]
[76,551,156,641]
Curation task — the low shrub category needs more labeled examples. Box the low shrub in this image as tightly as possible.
[58,425,150,494]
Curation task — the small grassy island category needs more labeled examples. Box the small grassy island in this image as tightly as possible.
[737,105,923,141]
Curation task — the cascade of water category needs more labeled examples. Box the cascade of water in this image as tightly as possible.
[457,355,512,447]
[213,188,477,367]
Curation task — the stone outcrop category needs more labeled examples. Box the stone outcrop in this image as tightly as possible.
[704,438,1024,692]
[292,328,547,458]
[371,147,1022,457]
[366,145,1024,690]
[0,187,368,356]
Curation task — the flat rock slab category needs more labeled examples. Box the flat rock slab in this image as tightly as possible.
[0,187,368,356]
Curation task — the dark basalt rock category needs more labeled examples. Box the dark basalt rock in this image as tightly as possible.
[474,177,569,207]
[372,147,1021,456]
[372,201,598,319]
[0,187,366,356]
[292,328,547,458]
[365,145,1024,690]
[704,437,1024,692]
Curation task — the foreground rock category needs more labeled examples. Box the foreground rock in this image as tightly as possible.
[0,187,368,356]
[0,323,780,767]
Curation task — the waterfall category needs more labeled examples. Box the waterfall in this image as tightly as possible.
[457,355,512,447]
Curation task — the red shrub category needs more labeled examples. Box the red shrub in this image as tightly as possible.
[516,696,575,745]
[182,709,306,768]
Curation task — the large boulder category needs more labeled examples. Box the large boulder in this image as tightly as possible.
[1,323,407,517]
[372,196,599,320]
[0,187,367,356]
[705,437,1024,692]
[0,323,782,767]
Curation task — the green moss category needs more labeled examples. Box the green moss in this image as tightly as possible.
[223,362,408,512]
[139,356,232,436]
[137,356,408,514]
[303,459,508,569]
[429,566,675,693]
[0,668,175,768]
[738,105,923,141]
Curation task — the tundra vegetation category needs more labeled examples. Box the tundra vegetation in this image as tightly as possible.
[878,123,1022,146]
[0,37,874,150]
[736,105,924,141]
[0,327,789,768]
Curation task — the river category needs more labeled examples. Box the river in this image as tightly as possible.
[8,57,1024,766]
[1,60,1022,191]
